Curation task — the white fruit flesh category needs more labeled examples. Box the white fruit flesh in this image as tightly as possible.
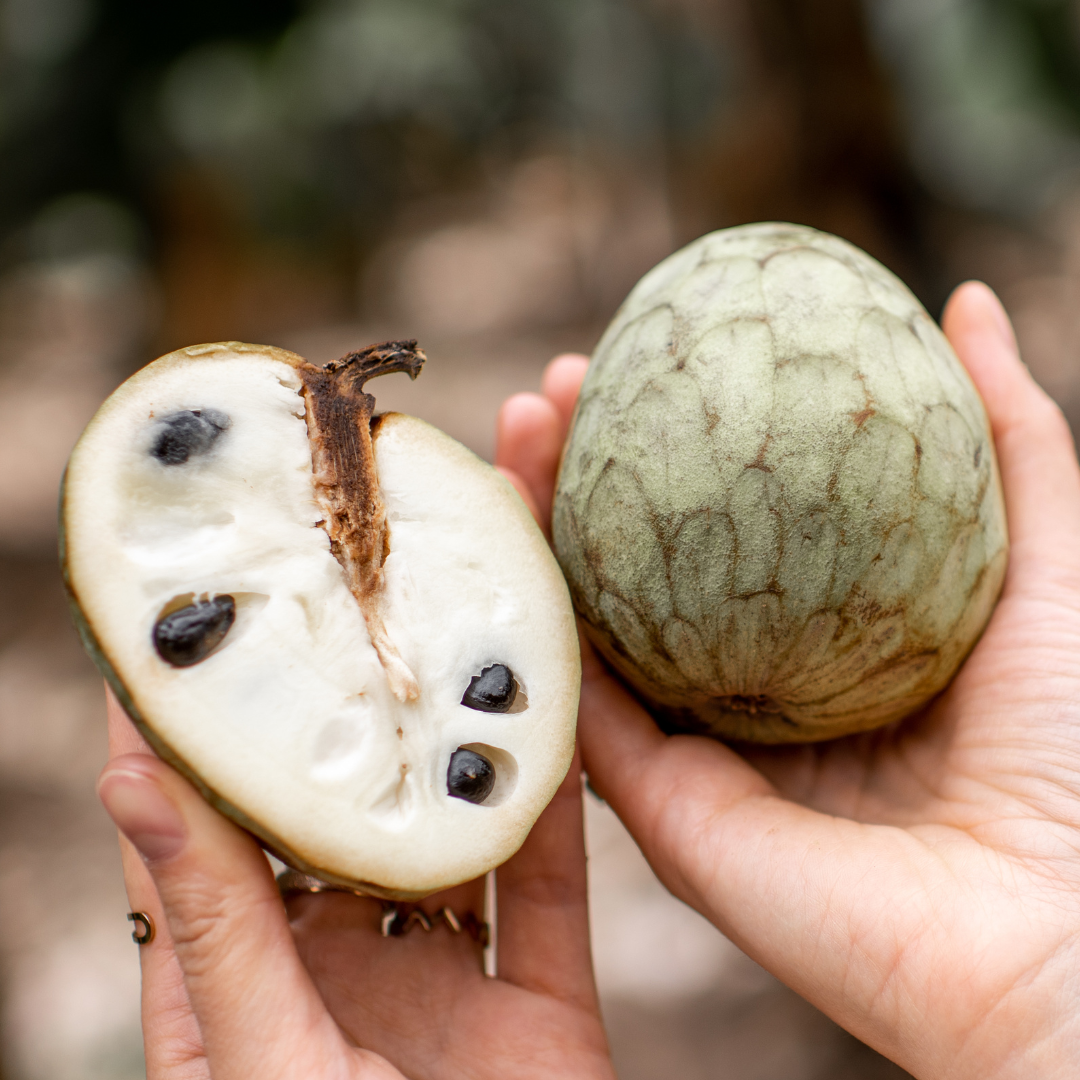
[63,342,579,898]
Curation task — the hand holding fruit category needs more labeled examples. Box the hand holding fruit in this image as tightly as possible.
[80,217,1079,1080]
[99,694,613,1080]
[67,341,579,899]
[497,281,1080,1079]
[78,342,606,1078]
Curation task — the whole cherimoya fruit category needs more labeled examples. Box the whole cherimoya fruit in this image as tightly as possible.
[62,340,579,899]
[553,224,1008,743]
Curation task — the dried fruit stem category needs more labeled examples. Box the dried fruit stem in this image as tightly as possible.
[299,340,426,701]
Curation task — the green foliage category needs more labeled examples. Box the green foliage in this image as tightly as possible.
[0,0,731,258]
[867,0,1080,214]
[0,0,300,242]
[993,0,1080,123]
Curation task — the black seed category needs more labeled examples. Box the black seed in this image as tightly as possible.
[461,664,518,712]
[447,749,496,804]
[150,409,231,465]
[153,596,236,667]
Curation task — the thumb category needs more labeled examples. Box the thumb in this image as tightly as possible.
[97,753,354,1080]
[942,281,1080,591]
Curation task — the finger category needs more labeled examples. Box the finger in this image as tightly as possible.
[106,688,209,1078]
[494,392,563,533]
[574,651,951,1064]
[576,643,775,903]
[943,282,1080,593]
[121,832,210,1078]
[97,753,366,1080]
[107,681,154,757]
[540,354,589,433]
[496,748,599,1009]
[576,641,780,913]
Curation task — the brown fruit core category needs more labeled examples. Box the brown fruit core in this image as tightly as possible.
[298,340,426,701]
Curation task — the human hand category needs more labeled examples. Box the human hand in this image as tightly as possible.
[99,691,613,1079]
[496,283,1080,1080]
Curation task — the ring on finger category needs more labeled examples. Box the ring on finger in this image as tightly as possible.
[127,911,155,945]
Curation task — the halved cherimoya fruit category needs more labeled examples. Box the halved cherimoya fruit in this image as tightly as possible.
[61,340,580,899]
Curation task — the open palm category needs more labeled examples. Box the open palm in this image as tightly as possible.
[496,282,1080,1080]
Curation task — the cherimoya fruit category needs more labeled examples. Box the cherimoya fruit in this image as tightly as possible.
[553,223,1008,743]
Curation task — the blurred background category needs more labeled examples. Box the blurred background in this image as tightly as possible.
[1,0,1078,1076]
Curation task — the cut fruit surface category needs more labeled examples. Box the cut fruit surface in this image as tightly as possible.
[62,341,579,899]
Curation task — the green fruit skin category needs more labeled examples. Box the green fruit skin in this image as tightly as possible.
[553,223,1009,743]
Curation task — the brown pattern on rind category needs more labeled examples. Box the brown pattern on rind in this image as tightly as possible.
[552,225,1009,743]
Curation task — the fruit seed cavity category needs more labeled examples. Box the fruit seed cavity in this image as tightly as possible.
[447,748,496,804]
[153,596,236,667]
[461,664,518,713]
[151,409,230,465]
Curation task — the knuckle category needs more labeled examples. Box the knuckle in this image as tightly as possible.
[1032,392,1071,437]
[163,874,276,978]
[1008,387,1074,457]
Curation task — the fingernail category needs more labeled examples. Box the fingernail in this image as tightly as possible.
[98,768,186,862]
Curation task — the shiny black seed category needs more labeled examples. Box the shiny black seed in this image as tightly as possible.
[447,749,496,804]
[153,596,236,667]
[461,664,517,713]
[151,409,230,465]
